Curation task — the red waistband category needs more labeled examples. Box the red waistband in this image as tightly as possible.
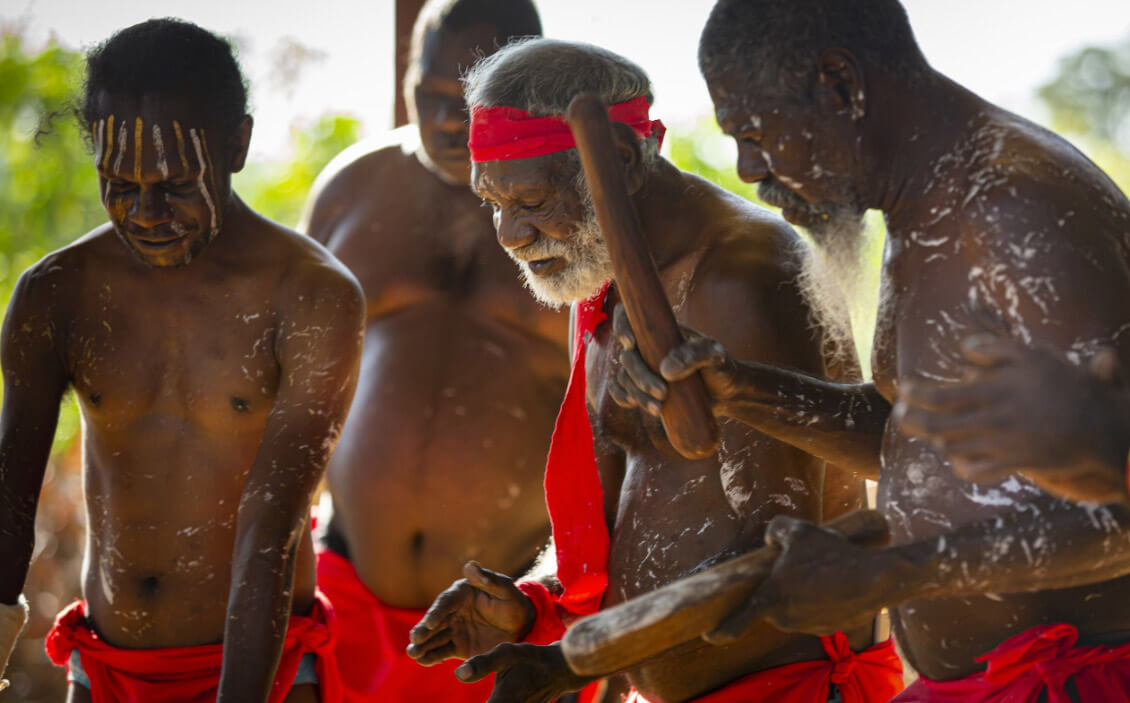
[45,593,340,703]
[893,624,1130,703]
[629,634,904,703]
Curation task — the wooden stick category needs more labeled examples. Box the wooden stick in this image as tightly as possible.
[566,93,720,460]
[560,509,890,677]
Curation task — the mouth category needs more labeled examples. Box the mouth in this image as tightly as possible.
[526,257,566,277]
[131,233,187,250]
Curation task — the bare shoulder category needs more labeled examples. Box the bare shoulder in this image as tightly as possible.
[952,110,1130,247]
[687,175,806,308]
[300,126,422,237]
[7,225,123,317]
[678,176,820,368]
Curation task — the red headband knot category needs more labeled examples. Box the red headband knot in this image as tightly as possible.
[468,96,665,163]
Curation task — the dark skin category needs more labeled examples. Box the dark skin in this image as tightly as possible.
[618,48,1130,680]
[0,92,364,703]
[299,23,566,610]
[408,121,873,703]
[896,334,1130,505]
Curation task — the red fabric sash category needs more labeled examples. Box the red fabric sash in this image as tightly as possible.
[533,281,613,620]
[627,634,904,703]
[316,549,495,703]
[468,96,665,162]
[891,624,1130,703]
[45,593,342,703]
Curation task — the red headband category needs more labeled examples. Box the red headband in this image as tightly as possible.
[468,96,665,163]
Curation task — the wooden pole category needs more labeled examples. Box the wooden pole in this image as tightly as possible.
[395,0,428,127]
[560,510,890,678]
[567,94,720,460]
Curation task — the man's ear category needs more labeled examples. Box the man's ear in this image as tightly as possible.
[815,49,866,122]
[228,115,253,173]
[610,121,647,195]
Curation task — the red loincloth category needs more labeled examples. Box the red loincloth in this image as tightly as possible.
[891,623,1130,703]
[316,548,495,702]
[44,591,342,703]
[625,634,903,703]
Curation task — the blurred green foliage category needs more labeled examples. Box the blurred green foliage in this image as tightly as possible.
[0,31,359,453]
[1040,35,1130,154]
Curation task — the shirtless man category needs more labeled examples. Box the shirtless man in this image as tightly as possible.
[298,2,562,700]
[614,0,1130,699]
[406,39,903,703]
[0,19,363,702]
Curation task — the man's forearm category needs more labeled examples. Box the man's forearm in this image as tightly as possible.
[889,498,1130,602]
[721,362,889,478]
[217,533,297,702]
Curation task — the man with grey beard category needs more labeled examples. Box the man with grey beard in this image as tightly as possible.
[405,38,904,703]
[614,0,1130,700]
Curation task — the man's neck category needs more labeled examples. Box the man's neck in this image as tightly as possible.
[861,69,988,220]
[631,160,706,273]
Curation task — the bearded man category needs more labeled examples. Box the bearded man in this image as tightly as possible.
[0,19,363,702]
[405,38,903,703]
[299,2,563,701]
[614,1,1130,700]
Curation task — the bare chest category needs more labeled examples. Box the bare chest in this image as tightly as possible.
[65,283,280,432]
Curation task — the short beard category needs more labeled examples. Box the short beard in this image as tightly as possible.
[794,208,867,365]
[508,177,613,309]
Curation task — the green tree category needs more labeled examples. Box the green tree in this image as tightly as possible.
[1040,36,1130,154]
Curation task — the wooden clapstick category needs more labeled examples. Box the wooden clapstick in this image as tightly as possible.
[560,509,890,678]
[566,94,720,460]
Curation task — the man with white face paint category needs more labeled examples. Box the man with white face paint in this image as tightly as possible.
[406,38,903,703]
[615,0,1130,701]
[0,18,363,702]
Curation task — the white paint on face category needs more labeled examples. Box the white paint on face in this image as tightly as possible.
[153,124,169,180]
[93,119,104,165]
[189,128,218,232]
[113,119,128,175]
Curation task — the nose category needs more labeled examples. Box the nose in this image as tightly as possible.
[129,185,171,229]
[495,211,537,250]
[737,144,771,183]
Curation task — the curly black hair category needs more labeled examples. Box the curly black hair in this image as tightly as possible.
[80,18,249,138]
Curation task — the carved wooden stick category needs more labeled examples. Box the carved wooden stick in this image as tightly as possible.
[560,509,890,677]
[566,93,719,460]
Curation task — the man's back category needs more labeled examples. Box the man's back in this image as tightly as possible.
[303,127,568,606]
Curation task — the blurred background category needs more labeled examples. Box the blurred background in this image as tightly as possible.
[2,0,1129,699]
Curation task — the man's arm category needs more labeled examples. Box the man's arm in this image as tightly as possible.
[0,265,69,682]
[611,250,889,479]
[216,263,364,702]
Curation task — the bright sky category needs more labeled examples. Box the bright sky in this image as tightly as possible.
[6,0,1130,160]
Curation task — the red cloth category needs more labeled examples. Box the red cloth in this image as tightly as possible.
[627,634,903,703]
[542,282,613,618]
[44,592,342,703]
[468,97,665,162]
[316,548,495,703]
[891,623,1130,703]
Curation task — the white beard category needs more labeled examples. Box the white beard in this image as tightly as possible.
[507,202,613,309]
[795,212,867,365]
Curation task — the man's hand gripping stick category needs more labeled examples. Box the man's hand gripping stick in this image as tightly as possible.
[566,93,719,460]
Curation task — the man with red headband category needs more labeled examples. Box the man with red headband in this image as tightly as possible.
[299,2,565,701]
[406,38,902,703]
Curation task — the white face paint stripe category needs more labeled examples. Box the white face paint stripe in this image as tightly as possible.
[93,119,104,165]
[153,124,169,179]
[113,120,128,175]
[189,128,218,231]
